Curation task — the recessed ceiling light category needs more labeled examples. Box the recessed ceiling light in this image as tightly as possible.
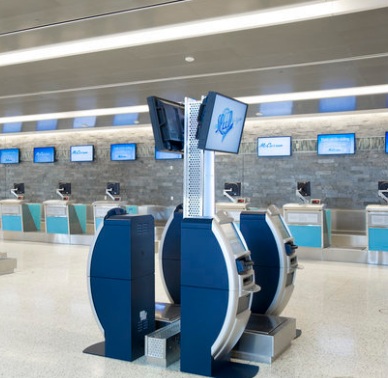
[185,56,195,63]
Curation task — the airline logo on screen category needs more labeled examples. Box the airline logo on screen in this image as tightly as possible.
[216,108,234,141]
[258,136,291,157]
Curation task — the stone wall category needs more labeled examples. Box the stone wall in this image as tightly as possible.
[1,111,388,209]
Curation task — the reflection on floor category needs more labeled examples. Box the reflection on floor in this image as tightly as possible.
[1,240,388,377]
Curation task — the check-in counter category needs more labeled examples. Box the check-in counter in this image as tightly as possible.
[0,199,41,232]
[283,203,331,249]
[44,200,87,235]
[92,201,138,232]
[366,205,388,252]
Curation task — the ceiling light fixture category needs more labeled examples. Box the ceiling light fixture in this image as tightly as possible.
[2,84,388,125]
[0,0,386,67]
[237,84,388,104]
[0,105,149,124]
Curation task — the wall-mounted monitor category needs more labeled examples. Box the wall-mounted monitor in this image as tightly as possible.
[196,91,248,154]
[155,148,183,160]
[70,145,94,162]
[58,182,71,195]
[317,133,356,155]
[0,148,20,164]
[257,136,292,157]
[297,181,311,197]
[13,183,25,194]
[33,146,55,163]
[110,143,136,161]
[147,96,185,153]
[385,132,388,154]
[107,182,120,195]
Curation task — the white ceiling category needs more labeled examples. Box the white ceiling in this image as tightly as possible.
[1,0,388,128]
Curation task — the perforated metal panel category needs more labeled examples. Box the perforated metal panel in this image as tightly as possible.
[183,99,203,218]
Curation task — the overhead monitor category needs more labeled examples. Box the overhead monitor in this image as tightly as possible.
[0,148,20,164]
[70,145,94,162]
[257,136,292,157]
[147,96,185,153]
[317,133,356,155]
[33,146,55,163]
[154,148,182,160]
[58,182,71,195]
[196,91,248,154]
[110,143,136,161]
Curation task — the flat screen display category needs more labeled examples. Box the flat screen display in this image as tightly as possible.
[33,146,55,163]
[155,149,182,160]
[0,148,20,164]
[70,145,94,162]
[197,92,248,154]
[257,136,292,157]
[147,96,185,152]
[221,222,246,254]
[317,133,355,155]
[110,143,136,161]
[385,132,388,154]
[271,215,292,240]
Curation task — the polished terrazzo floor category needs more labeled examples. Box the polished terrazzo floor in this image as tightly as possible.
[1,239,388,378]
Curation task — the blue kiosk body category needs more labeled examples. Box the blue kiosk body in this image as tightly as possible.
[180,215,257,377]
[240,207,298,315]
[86,213,155,362]
[159,204,183,304]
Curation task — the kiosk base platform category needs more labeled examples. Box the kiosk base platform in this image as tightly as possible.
[232,314,298,364]
[0,252,17,275]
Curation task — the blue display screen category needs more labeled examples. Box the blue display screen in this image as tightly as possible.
[385,132,388,154]
[155,149,182,160]
[317,133,356,155]
[0,148,20,164]
[197,92,248,154]
[110,143,136,161]
[33,146,55,163]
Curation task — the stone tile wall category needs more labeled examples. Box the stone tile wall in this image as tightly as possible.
[1,111,387,209]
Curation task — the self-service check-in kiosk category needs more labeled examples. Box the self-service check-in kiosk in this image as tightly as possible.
[231,206,299,363]
[240,205,298,315]
[180,211,259,376]
[85,210,155,361]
